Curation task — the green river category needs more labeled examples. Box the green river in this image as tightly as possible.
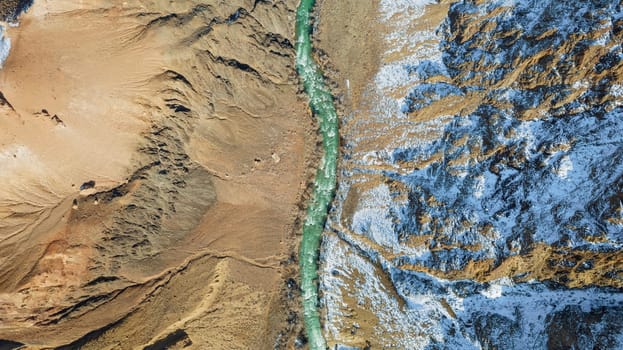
[295,0,338,349]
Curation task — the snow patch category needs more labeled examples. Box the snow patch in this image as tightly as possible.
[556,155,573,179]
[0,25,11,68]
[379,0,436,21]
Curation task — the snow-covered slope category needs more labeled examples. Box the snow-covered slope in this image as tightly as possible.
[321,0,623,348]
[0,25,10,68]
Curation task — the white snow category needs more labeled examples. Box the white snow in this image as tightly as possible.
[555,155,573,179]
[611,84,623,98]
[350,184,399,248]
[473,175,485,198]
[378,0,436,21]
[0,25,11,69]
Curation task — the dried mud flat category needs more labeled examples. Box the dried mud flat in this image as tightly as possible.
[0,1,316,348]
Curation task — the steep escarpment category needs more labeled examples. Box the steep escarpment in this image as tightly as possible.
[0,1,313,348]
[318,0,623,348]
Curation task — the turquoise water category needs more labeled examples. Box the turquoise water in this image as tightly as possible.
[295,0,338,348]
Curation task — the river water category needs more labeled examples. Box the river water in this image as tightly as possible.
[295,0,338,349]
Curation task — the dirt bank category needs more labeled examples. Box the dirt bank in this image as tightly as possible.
[315,0,382,117]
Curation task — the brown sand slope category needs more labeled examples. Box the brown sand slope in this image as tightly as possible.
[0,1,312,348]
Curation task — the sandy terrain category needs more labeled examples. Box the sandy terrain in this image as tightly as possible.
[0,0,315,348]
[315,0,382,118]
